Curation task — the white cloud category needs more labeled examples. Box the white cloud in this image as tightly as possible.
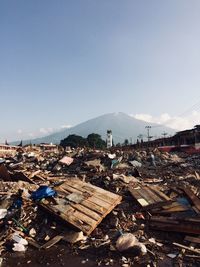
[61,124,72,129]
[132,111,200,131]
[39,127,54,134]
[17,129,22,134]
[39,128,47,134]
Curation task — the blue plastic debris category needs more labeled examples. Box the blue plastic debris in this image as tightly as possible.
[111,159,119,169]
[31,186,57,201]
[0,159,5,164]
[177,197,191,207]
[9,199,23,209]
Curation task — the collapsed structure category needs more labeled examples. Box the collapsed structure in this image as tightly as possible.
[0,144,200,266]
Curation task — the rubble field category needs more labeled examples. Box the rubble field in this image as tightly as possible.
[0,145,200,267]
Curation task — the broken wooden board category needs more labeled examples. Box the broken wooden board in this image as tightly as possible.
[0,181,38,194]
[180,187,200,213]
[149,201,190,214]
[41,235,63,249]
[39,178,122,235]
[149,216,200,235]
[0,164,10,181]
[129,185,170,208]
[173,242,200,254]
[185,236,200,244]
[143,178,164,184]
[11,171,36,184]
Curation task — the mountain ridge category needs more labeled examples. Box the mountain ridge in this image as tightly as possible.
[12,112,175,145]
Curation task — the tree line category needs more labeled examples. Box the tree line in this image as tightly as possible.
[60,133,132,149]
[60,133,106,149]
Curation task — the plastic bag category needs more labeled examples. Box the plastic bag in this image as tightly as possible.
[31,186,56,201]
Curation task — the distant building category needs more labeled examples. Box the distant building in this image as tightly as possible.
[0,144,19,152]
[0,144,20,156]
[135,125,200,154]
[107,130,113,148]
[39,143,59,152]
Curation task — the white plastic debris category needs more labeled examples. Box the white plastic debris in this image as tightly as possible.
[129,160,142,168]
[12,243,27,252]
[81,259,89,264]
[116,233,138,252]
[63,231,87,244]
[167,253,177,259]
[108,153,116,159]
[12,233,28,246]
[0,209,7,219]
[29,228,36,238]
[116,233,147,255]
[137,243,147,255]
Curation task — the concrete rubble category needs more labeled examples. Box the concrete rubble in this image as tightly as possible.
[0,145,200,266]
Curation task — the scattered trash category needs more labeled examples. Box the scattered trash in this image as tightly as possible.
[12,233,28,246]
[0,145,200,266]
[62,231,87,244]
[167,253,177,259]
[116,233,138,252]
[12,243,27,252]
[0,209,7,219]
[59,156,74,166]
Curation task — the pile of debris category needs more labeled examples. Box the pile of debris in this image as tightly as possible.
[0,146,200,266]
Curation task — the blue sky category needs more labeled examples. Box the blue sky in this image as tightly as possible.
[1,0,200,142]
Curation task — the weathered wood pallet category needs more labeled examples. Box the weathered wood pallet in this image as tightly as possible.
[40,178,122,235]
[129,185,191,214]
[129,185,170,207]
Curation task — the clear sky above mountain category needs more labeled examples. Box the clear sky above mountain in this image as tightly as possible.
[1,0,200,142]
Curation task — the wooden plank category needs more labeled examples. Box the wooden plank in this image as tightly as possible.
[87,195,113,210]
[159,202,189,213]
[181,187,200,212]
[81,199,106,215]
[149,187,170,201]
[61,181,117,205]
[42,203,91,233]
[142,200,174,211]
[41,235,63,249]
[130,187,147,199]
[129,187,150,206]
[69,178,119,200]
[71,209,97,227]
[129,185,169,208]
[53,201,97,228]
[129,187,144,200]
[173,242,200,254]
[59,183,112,210]
[149,216,200,235]
[134,188,155,204]
[55,190,108,215]
[70,203,101,221]
[185,236,200,244]
[142,187,161,203]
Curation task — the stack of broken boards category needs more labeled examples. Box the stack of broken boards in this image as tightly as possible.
[40,178,122,235]
[129,184,200,235]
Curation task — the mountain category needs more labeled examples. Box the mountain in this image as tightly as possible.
[14,112,175,145]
